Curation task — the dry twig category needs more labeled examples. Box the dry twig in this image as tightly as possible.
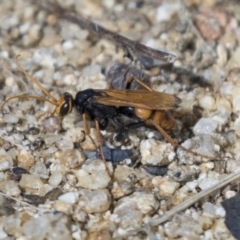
[33,0,176,63]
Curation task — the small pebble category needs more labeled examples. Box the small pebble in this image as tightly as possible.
[140,139,175,166]
[193,118,218,135]
[113,165,141,183]
[198,174,219,190]
[48,171,63,187]
[82,65,101,77]
[17,150,35,170]
[23,213,71,240]
[0,180,21,197]
[152,176,180,196]
[2,215,21,237]
[113,201,142,229]
[19,174,45,195]
[44,117,62,133]
[58,192,79,204]
[58,149,86,169]
[203,202,218,216]
[0,149,13,171]
[78,189,111,213]
[198,95,216,111]
[3,114,19,124]
[111,181,135,199]
[225,190,236,199]
[75,159,111,189]
[128,190,159,214]
[156,2,181,22]
[29,162,49,179]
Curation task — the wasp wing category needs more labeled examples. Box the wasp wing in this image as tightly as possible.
[95,89,180,110]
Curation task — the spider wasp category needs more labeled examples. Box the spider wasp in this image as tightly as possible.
[1,56,214,160]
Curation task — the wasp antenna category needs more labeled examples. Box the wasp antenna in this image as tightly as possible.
[1,94,57,112]
[15,55,58,104]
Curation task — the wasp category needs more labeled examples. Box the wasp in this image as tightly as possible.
[1,56,213,160]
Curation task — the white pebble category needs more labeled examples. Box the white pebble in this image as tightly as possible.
[0,51,9,59]
[3,114,19,124]
[62,40,74,50]
[19,174,44,192]
[215,206,226,217]
[177,135,217,164]
[75,159,111,189]
[186,180,198,192]
[220,82,235,99]
[30,162,49,179]
[199,95,216,111]
[201,162,215,171]
[0,149,13,171]
[113,201,142,229]
[63,74,77,85]
[152,176,180,196]
[58,192,79,204]
[217,44,228,67]
[224,190,236,199]
[49,171,63,187]
[19,22,30,34]
[5,77,14,87]
[233,94,240,112]
[29,24,41,41]
[82,65,101,77]
[193,118,218,135]
[64,127,85,143]
[0,229,7,239]
[198,178,219,190]
[58,149,85,169]
[157,2,181,22]
[203,202,216,215]
[128,191,159,214]
[233,116,240,137]
[0,180,21,197]
[78,189,111,213]
[140,139,175,166]
[103,0,115,9]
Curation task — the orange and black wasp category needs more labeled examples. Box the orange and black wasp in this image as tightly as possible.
[1,56,213,160]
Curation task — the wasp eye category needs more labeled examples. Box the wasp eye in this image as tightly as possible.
[55,92,74,116]
[59,102,70,116]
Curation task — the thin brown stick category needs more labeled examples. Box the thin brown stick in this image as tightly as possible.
[15,56,58,104]
[33,0,176,63]
[112,170,240,239]
[127,76,153,91]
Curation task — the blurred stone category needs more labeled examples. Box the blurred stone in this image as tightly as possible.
[75,159,111,189]
[140,139,175,166]
[0,180,21,197]
[17,150,35,170]
[19,174,45,195]
[78,189,111,213]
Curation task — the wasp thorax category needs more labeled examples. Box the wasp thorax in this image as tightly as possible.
[54,92,74,116]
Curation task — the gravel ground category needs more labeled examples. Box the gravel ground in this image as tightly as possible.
[0,0,240,239]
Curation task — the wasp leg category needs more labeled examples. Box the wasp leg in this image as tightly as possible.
[82,113,98,150]
[115,121,145,142]
[126,76,153,92]
[95,120,112,176]
[147,119,215,160]
[95,120,105,159]
[107,83,114,90]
